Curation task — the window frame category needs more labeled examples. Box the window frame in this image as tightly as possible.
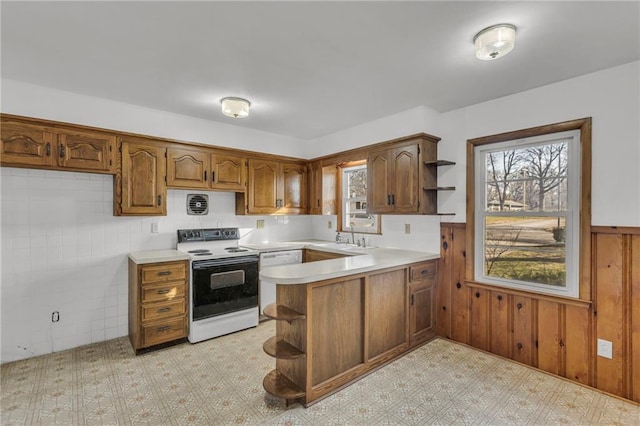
[337,160,381,235]
[466,118,592,301]
[474,130,580,298]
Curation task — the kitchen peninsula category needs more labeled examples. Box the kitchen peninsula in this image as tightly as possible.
[257,243,439,406]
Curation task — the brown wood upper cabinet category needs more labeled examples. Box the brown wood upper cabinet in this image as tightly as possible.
[238,158,307,214]
[118,137,167,216]
[167,146,246,191]
[307,160,337,215]
[1,117,115,173]
[366,135,441,215]
[367,143,420,214]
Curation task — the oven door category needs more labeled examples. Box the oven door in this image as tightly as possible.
[191,256,258,321]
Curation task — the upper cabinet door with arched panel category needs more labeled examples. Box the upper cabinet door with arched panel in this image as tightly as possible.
[391,144,419,213]
[367,148,393,214]
[247,158,279,214]
[167,147,210,189]
[120,138,167,216]
[0,120,54,167]
[57,130,115,172]
[281,162,307,213]
[211,153,246,191]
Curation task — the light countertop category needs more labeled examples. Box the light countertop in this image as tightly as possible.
[255,241,439,284]
[128,250,190,265]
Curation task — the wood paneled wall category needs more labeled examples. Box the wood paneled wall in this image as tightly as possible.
[437,223,640,403]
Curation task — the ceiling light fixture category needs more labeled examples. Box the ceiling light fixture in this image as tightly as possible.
[220,97,251,118]
[473,24,516,60]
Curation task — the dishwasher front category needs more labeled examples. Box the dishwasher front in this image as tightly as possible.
[259,250,303,315]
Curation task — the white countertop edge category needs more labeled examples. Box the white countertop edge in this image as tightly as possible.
[128,250,190,264]
[260,250,439,284]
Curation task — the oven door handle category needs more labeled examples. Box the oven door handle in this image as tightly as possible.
[192,256,258,269]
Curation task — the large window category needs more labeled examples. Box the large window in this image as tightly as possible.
[341,164,379,234]
[471,125,588,299]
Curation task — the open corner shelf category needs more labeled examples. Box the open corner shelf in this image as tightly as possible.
[263,370,305,400]
[424,160,456,167]
[263,303,306,321]
[263,336,305,359]
[424,186,456,191]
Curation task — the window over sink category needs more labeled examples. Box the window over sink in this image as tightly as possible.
[340,162,380,234]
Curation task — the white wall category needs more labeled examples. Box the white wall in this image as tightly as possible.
[0,79,306,158]
[437,61,640,226]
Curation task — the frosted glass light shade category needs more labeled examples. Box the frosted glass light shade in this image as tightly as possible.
[474,24,516,60]
[221,97,251,118]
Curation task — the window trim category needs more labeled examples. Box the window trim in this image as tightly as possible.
[466,118,592,301]
[337,160,381,235]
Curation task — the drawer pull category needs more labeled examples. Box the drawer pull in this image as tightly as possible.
[157,271,172,276]
[421,269,430,275]
[156,325,171,332]
[157,307,171,313]
[157,289,171,295]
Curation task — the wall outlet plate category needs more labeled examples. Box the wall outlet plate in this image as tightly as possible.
[597,338,613,359]
[256,219,265,229]
[405,224,411,234]
[328,220,332,229]
[151,222,159,233]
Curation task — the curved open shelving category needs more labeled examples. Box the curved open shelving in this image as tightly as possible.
[263,370,305,400]
[263,336,305,359]
[263,303,306,321]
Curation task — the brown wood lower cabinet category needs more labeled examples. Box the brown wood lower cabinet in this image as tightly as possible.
[262,260,437,406]
[129,259,188,352]
[303,249,348,263]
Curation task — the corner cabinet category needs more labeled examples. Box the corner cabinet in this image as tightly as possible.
[366,133,454,215]
[116,137,167,216]
[128,259,188,353]
[409,260,437,345]
[1,116,115,173]
[237,158,307,215]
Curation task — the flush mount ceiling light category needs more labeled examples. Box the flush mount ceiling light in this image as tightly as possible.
[220,97,251,118]
[473,24,517,60]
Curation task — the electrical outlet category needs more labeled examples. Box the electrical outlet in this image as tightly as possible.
[597,338,613,359]
[52,311,60,323]
[328,220,332,229]
[151,222,159,233]
[256,219,264,229]
[405,224,411,234]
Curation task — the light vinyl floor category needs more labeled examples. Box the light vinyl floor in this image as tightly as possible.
[1,320,638,425]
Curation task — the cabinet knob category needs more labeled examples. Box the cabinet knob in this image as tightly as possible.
[456,282,461,289]
[442,241,448,250]
[45,143,51,156]
[59,144,65,158]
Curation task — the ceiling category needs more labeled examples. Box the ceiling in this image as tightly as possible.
[2,1,639,140]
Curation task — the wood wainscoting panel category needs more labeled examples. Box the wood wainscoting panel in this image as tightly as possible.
[564,304,591,385]
[537,300,563,376]
[593,233,625,396]
[470,288,490,351]
[436,229,452,338]
[490,291,511,358]
[512,295,536,366]
[309,278,364,386]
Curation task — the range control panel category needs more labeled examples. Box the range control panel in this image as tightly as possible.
[177,228,239,243]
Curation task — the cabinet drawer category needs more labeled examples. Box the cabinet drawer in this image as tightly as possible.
[140,262,186,284]
[141,282,186,304]
[142,317,186,347]
[141,299,186,322]
[409,262,436,282]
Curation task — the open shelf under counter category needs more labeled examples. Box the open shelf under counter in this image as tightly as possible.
[263,336,305,359]
[263,370,306,401]
[263,303,306,321]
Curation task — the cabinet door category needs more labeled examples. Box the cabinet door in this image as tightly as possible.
[308,161,322,214]
[282,163,307,213]
[0,120,54,167]
[391,145,419,213]
[167,147,209,189]
[247,159,278,214]
[211,153,245,191]
[57,130,115,172]
[367,269,408,360]
[121,140,166,215]
[409,280,435,345]
[367,149,393,213]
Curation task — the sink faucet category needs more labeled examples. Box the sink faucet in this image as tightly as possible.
[336,232,341,243]
[349,225,355,245]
